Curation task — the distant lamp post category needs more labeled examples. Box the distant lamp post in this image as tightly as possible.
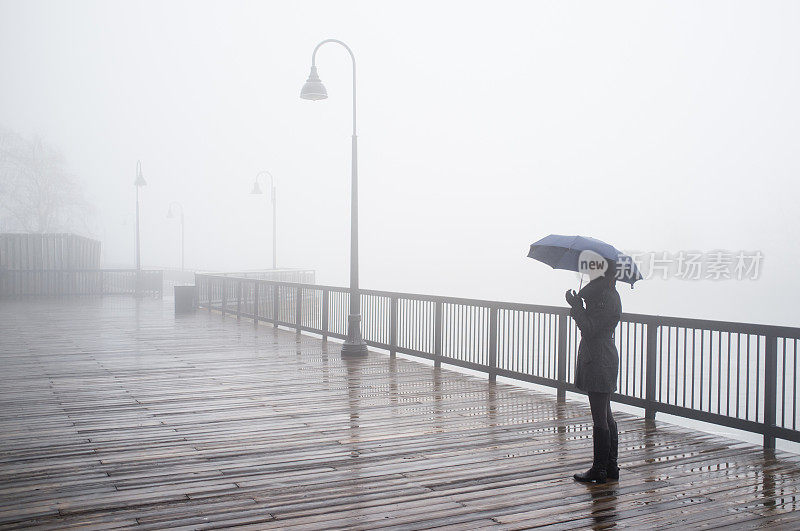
[166,202,185,271]
[301,39,368,357]
[250,171,277,270]
[134,160,147,270]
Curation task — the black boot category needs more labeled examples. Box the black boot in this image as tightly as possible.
[607,419,619,480]
[574,427,609,484]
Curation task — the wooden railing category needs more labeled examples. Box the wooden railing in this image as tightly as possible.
[0,269,164,297]
[195,273,800,449]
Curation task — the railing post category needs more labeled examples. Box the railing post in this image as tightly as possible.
[273,283,280,327]
[237,281,242,320]
[221,278,227,317]
[296,286,302,333]
[556,311,568,401]
[645,321,659,420]
[389,296,398,358]
[253,280,259,326]
[489,306,498,382]
[321,289,329,342]
[434,301,443,368]
[764,335,778,450]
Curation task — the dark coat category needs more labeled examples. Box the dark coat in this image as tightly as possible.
[570,277,622,394]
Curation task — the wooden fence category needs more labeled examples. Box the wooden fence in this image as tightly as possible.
[0,233,101,271]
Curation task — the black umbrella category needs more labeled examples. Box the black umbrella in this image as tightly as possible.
[528,234,642,286]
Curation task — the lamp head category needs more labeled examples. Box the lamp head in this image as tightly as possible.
[134,162,147,187]
[166,206,174,219]
[250,181,263,195]
[134,174,147,187]
[300,66,328,100]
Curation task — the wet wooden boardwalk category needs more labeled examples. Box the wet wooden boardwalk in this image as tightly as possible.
[1,298,799,529]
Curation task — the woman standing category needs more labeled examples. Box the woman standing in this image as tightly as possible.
[565,261,622,483]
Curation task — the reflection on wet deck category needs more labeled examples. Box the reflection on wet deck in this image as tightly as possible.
[1,298,799,529]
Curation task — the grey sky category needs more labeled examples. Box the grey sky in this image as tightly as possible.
[1,0,798,325]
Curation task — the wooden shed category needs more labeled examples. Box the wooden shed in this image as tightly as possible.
[0,233,102,296]
[0,233,101,271]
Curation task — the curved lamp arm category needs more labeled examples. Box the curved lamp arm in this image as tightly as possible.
[167,201,184,220]
[255,170,275,188]
[254,170,276,203]
[310,39,357,136]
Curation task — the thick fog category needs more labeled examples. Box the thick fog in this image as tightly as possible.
[1,0,799,325]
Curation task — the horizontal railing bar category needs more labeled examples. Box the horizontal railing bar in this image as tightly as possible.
[232,309,343,338]
[363,289,567,313]
[649,401,792,438]
[207,269,316,273]
[196,273,800,339]
[198,274,343,292]
[391,346,488,373]
[633,313,800,338]
[272,320,329,336]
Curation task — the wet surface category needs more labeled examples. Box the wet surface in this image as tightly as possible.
[1,297,799,529]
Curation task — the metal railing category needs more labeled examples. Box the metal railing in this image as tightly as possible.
[195,273,800,449]
[210,269,316,283]
[0,269,164,297]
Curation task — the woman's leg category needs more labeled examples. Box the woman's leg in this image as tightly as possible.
[606,402,619,479]
[588,392,609,430]
[574,392,611,483]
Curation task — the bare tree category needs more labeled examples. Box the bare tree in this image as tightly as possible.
[0,126,92,233]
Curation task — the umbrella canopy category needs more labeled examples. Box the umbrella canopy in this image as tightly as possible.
[527,234,643,286]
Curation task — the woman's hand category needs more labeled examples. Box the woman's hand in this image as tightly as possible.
[566,289,584,310]
[565,289,580,307]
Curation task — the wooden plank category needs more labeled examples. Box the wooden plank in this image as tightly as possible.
[1,298,799,528]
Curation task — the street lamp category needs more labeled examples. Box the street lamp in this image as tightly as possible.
[250,171,277,270]
[301,39,368,357]
[134,160,147,270]
[166,201,185,271]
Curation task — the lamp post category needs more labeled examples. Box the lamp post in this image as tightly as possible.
[166,201,185,271]
[301,39,368,357]
[134,160,147,270]
[250,171,277,270]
